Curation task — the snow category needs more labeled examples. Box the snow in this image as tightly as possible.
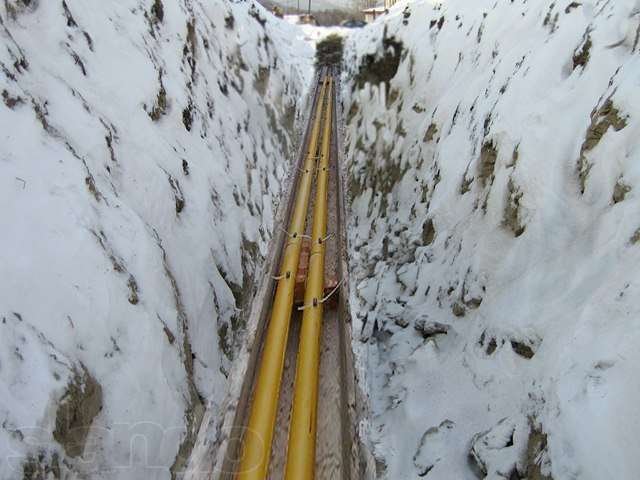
[0,0,312,477]
[3,0,640,477]
[342,0,640,478]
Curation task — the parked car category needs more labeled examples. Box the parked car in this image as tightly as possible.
[340,19,367,28]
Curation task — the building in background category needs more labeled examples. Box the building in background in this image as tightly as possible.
[361,0,397,23]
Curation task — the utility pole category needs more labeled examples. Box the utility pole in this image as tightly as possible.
[308,0,311,15]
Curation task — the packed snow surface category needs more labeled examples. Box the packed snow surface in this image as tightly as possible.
[0,0,312,478]
[342,0,640,478]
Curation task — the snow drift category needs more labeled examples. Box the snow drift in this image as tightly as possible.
[342,0,640,478]
[0,0,312,477]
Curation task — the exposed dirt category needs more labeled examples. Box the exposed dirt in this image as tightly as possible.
[572,32,592,70]
[612,177,631,204]
[422,218,435,245]
[423,122,438,142]
[316,34,344,67]
[577,99,627,193]
[53,365,103,458]
[511,340,535,359]
[22,451,62,480]
[478,141,497,187]
[503,178,525,237]
[354,32,403,91]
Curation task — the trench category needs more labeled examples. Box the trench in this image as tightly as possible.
[267,68,346,479]
[203,67,365,480]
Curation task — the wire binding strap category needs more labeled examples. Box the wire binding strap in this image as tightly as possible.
[278,225,299,239]
[297,278,344,311]
[319,233,334,244]
[320,278,344,304]
[272,271,291,281]
[298,298,318,311]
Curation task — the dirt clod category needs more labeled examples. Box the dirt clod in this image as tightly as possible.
[565,2,581,13]
[151,0,164,23]
[423,123,438,142]
[511,340,535,359]
[127,275,139,305]
[573,33,592,70]
[2,89,23,108]
[523,423,553,479]
[452,302,466,317]
[148,71,168,121]
[478,141,497,187]
[422,218,435,245]
[612,178,630,204]
[503,178,525,237]
[23,452,61,480]
[414,319,449,339]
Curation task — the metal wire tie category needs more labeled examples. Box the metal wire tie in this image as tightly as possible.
[297,278,344,311]
[272,271,291,281]
[318,233,334,244]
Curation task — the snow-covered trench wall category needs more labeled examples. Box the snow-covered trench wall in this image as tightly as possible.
[0,0,311,477]
[342,0,640,478]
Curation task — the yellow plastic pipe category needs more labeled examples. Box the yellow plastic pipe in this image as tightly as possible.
[236,77,329,480]
[284,77,333,480]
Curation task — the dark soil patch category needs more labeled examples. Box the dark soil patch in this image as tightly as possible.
[612,177,631,204]
[151,0,164,23]
[478,141,497,187]
[253,65,270,96]
[511,340,535,359]
[423,123,438,142]
[572,33,592,70]
[422,218,435,245]
[523,422,553,479]
[182,103,194,131]
[577,99,627,193]
[148,71,168,121]
[354,32,403,90]
[565,2,581,13]
[503,178,525,237]
[316,34,344,66]
[62,0,77,28]
[53,366,103,458]
[414,319,449,339]
[23,452,61,480]
[486,337,497,355]
[2,89,23,108]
